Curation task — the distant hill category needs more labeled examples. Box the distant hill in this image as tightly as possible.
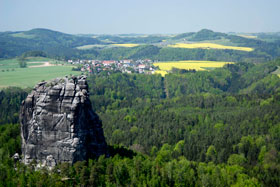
[95,34,166,44]
[173,29,227,41]
[0,28,103,58]
[172,29,262,44]
[1,28,280,62]
[255,32,280,42]
[23,28,102,47]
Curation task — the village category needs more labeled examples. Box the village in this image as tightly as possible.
[67,59,158,75]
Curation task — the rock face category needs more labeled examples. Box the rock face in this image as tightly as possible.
[20,75,107,167]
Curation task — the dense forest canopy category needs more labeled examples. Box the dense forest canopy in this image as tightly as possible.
[1,59,280,186]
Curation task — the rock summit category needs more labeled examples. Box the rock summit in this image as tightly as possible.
[20,75,107,168]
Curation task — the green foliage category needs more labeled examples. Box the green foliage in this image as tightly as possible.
[227,154,247,166]
[0,59,280,186]
[191,29,227,41]
[96,45,160,60]
[0,87,28,124]
[206,145,217,163]
[21,50,47,58]
[0,124,21,158]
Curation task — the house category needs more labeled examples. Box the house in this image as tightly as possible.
[103,60,116,66]
[144,59,152,63]
[121,60,132,64]
[92,60,101,65]
[138,64,146,69]
[139,68,144,73]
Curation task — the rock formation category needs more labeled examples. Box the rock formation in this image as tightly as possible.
[20,75,107,168]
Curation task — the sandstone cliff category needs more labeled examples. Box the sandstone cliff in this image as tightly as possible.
[20,75,107,168]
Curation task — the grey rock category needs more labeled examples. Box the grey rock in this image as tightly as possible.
[20,75,107,168]
[13,153,20,162]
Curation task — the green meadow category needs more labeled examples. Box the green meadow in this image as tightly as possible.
[0,57,64,69]
[0,58,81,89]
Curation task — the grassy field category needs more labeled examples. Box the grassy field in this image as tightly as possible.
[168,43,254,52]
[0,57,81,89]
[10,32,35,39]
[0,58,21,69]
[0,66,81,89]
[112,44,140,47]
[154,60,233,76]
[0,57,66,70]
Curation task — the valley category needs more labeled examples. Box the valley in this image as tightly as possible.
[2,0,280,185]
[0,28,280,186]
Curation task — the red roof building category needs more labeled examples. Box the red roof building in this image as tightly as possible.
[103,61,116,66]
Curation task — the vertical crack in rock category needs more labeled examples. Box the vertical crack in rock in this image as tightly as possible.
[20,75,107,168]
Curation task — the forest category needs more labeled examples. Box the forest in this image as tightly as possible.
[0,59,280,186]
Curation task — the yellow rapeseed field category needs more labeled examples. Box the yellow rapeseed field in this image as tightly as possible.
[154,60,234,76]
[238,35,257,39]
[112,44,140,47]
[168,43,254,52]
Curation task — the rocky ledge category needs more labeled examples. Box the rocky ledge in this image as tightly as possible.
[20,75,107,168]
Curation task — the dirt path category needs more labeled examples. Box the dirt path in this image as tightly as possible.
[29,62,54,68]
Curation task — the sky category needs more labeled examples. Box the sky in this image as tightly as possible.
[0,0,280,34]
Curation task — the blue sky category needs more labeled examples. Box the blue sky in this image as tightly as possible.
[0,0,279,34]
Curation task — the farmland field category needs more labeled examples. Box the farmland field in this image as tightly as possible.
[0,57,65,70]
[238,34,257,39]
[0,66,81,89]
[168,43,254,52]
[0,57,81,89]
[112,43,140,47]
[154,60,233,76]
[76,44,108,50]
